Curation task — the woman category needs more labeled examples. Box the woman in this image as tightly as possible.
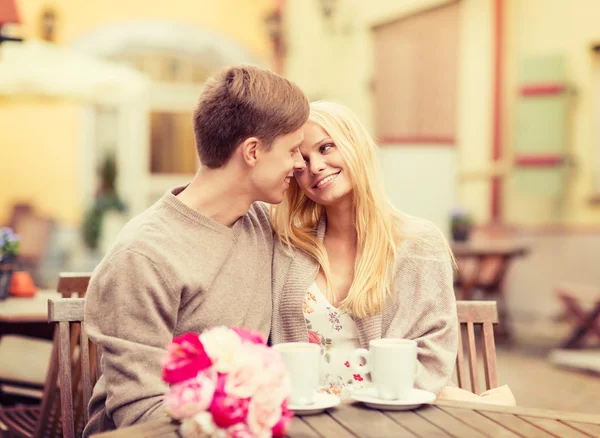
[270,101,458,398]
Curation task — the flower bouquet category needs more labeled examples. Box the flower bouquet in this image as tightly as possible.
[162,327,293,438]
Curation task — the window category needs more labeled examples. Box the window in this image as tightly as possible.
[372,2,459,144]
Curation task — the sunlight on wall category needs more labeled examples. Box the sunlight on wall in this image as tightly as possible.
[0,99,81,224]
[0,0,274,225]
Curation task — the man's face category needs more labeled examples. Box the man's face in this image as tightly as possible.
[250,128,306,204]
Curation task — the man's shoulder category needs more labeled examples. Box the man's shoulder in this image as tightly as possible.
[245,202,273,234]
[102,205,179,268]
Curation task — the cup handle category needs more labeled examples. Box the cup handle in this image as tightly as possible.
[351,348,371,373]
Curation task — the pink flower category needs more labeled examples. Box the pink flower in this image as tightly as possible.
[272,400,293,437]
[227,423,255,438]
[162,333,212,384]
[247,391,283,436]
[225,345,264,398]
[307,330,321,345]
[200,327,242,373]
[210,374,250,428]
[232,327,266,345]
[164,370,217,419]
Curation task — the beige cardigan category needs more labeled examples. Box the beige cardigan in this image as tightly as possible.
[270,214,458,395]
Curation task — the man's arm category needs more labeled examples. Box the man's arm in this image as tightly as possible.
[85,249,180,426]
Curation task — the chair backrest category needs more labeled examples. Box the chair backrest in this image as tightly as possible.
[46,297,98,438]
[455,300,499,394]
[57,273,92,298]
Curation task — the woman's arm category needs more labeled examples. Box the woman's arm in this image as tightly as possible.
[383,222,458,395]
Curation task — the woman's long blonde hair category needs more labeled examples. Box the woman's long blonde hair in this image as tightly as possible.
[271,101,401,319]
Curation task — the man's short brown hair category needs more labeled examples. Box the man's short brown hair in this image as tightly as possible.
[193,65,309,168]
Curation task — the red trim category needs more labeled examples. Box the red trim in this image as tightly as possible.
[490,0,504,222]
[520,83,566,97]
[514,154,564,167]
[490,0,503,221]
[0,0,20,25]
[378,136,455,145]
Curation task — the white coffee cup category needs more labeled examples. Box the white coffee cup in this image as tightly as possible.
[273,342,321,405]
[351,338,417,400]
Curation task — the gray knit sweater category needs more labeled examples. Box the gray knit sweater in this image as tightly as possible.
[270,214,458,395]
[84,188,274,436]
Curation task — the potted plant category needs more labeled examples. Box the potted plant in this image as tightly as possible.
[450,208,473,242]
[82,153,127,251]
[0,227,20,300]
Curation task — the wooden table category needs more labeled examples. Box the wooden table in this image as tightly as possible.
[0,290,61,339]
[451,240,529,301]
[0,290,61,322]
[452,240,529,339]
[91,400,600,437]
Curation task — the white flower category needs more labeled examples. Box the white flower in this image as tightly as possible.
[180,412,228,438]
[199,327,242,374]
[246,394,281,438]
[224,345,264,398]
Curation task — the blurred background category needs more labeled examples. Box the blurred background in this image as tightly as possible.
[0,0,599,413]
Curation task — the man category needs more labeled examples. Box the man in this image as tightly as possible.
[83,65,308,436]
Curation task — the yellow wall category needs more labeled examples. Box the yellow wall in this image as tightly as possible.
[286,0,600,227]
[505,0,600,226]
[16,0,273,57]
[285,0,453,133]
[1,0,274,225]
[0,100,81,224]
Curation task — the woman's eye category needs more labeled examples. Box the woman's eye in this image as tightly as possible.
[320,143,334,153]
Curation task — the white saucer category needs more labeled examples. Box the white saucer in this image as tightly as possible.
[351,387,436,411]
[289,393,340,415]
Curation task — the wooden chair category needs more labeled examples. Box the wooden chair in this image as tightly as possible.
[455,300,499,394]
[0,279,92,438]
[0,273,91,404]
[556,283,600,349]
[48,297,99,438]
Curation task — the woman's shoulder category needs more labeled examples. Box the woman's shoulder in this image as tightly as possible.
[394,213,451,261]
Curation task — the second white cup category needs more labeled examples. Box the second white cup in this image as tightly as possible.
[273,342,321,405]
[351,338,417,400]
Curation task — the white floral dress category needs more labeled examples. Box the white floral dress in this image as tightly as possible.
[303,282,370,399]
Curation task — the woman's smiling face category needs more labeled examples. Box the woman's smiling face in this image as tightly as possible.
[294,122,353,206]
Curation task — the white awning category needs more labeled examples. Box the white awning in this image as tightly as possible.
[0,41,149,102]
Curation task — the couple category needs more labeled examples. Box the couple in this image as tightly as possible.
[83,65,457,436]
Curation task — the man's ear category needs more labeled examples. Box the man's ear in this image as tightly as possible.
[240,137,261,167]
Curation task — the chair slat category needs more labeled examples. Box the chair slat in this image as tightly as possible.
[455,324,467,389]
[57,273,92,298]
[48,298,85,323]
[21,407,40,423]
[0,273,91,438]
[48,402,62,438]
[34,331,60,438]
[81,322,92,425]
[466,322,480,394]
[457,301,499,323]
[456,301,500,394]
[482,322,499,390]
[58,322,75,438]
[43,297,99,438]
[5,409,36,434]
[90,343,100,385]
